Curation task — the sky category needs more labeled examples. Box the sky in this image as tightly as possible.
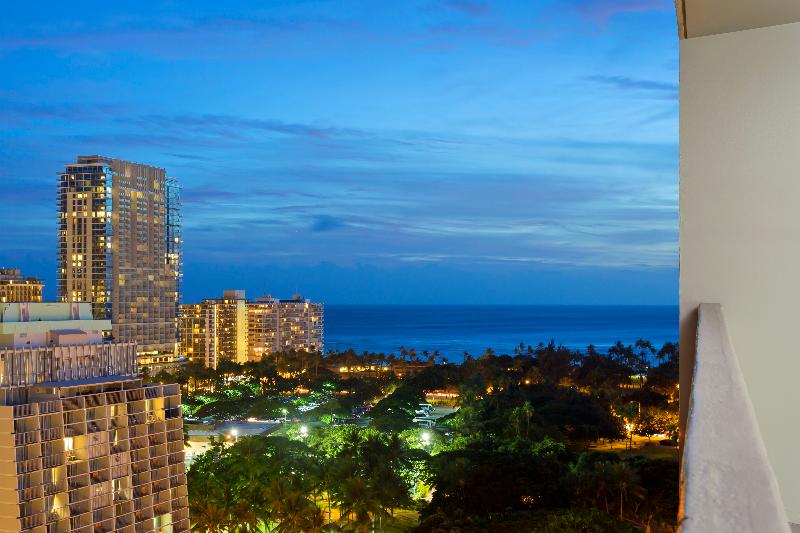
[0,0,679,305]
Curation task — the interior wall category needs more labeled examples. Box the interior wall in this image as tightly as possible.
[680,21,800,522]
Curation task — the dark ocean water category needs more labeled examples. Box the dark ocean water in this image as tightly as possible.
[324,305,678,362]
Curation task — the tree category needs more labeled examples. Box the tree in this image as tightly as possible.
[300,505,328,533]
[510,400,535,440]
[189,491,228,533]
[273,491,316,533]
[535,340,577,384]
[609,462,645,521]
[336,477,385,531]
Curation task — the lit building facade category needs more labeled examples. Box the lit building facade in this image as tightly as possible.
[249,295,324,357]
[57,156,181,370]
[0,302,188,532]
[0,268,44,303]
[177,304,213,369]
[178,291,248,368]
[178,292,323,367]
[207,291,248,365]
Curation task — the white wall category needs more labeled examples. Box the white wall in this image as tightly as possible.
[681,21,800,522]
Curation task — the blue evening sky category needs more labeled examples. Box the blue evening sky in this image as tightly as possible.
[0,0,678,305]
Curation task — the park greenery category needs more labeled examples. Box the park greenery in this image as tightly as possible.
[157,339,680,531]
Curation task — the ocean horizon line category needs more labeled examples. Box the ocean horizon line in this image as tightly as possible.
[323,303,679,307]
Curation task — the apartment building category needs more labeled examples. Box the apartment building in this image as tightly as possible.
[0,268,43,303]
[249,295,324,357]
[178,291,323,368]
[57,156,181,370]
[178,291,248,368]
[0,302,188,532]
[206,291,248,365]
[177,304,213,370]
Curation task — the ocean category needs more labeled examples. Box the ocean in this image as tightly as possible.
[324,305,678,362]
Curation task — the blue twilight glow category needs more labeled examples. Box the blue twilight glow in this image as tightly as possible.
[0,0,678,304]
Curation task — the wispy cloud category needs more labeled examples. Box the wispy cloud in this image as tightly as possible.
[585,75,677,99]
[443,0,493,18]
[131,114,365,140]
[0,100,127,123]
[0,14,362,58]
[182,187,241,205]
[572,0,672,27]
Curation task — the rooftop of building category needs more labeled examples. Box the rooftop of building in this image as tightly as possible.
[185,291,321,306]
[0,268,43,284]
[64,155,167,172]
[0,302,111,338]
[35,374,140,389]
[0,302,93,322]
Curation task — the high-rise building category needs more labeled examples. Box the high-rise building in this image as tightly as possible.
[207,291,248,365]
[177,304,214,369]
[246,299,279,361]
[249,295,323,358]
[178,292,323,368]
[57,156,181,370]
[0,268,44,303]
[177,291,248,368]
[0,302,188,532]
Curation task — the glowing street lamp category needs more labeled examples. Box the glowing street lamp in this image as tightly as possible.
[230,428,238,442]
[421,431,431,450]
[299,425,309,442]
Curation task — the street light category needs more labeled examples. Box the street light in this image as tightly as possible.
[231,428,238,442]
[281,408,288,424]
[299,425,308,442]
[421,431,431,450]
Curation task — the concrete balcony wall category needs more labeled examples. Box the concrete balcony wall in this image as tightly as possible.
[681,304,789,532]
[680,18,800,524]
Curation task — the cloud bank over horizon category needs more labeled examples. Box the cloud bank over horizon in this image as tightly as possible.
[0,0,678,305]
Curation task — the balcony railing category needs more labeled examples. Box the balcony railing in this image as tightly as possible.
[680,304,790,532]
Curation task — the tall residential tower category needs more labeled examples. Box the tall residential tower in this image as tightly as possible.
[57,156,181,369]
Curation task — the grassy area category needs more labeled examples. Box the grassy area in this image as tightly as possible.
[613,444,679,460]
[589,436,679,460]
[382,509,420,532]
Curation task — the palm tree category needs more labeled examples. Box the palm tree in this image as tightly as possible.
[263,478,294,527]
[301,505,328,533]
[510,401,535,440]
[309,350,323,378]
[274,491,314,533]
[228,437,270,485]
[609,462,645,520]
[229,498,261,532]
[399,346,409,361]
[593,462,614,513]
[189,495,228,533]
[336,477,384,531]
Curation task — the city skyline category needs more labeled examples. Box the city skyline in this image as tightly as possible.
[0,1,678,305]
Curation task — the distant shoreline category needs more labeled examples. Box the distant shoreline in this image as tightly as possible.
[324,304,678,362]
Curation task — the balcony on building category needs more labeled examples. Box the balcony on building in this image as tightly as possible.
[677,2,800,531]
